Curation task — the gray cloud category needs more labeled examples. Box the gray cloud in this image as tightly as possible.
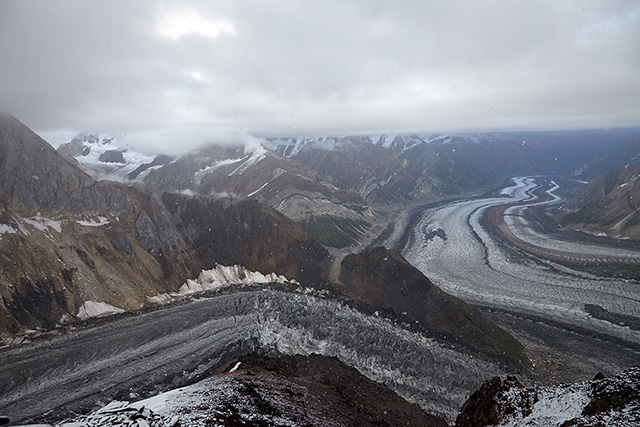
[1,0,639,152]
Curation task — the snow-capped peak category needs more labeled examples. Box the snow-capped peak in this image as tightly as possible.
[57,133,157,182]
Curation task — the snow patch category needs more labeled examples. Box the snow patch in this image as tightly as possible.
[230,145,267,175]
[148,264,298,304]
[20,214,63,239]
[23,215,63,233]
[178,264,295,296]
[193,157,242,185]
[247,181,269,197]
[500,384,590,426]
[77,301,125,320]
[0,224,18,235]
[76,216,109,227]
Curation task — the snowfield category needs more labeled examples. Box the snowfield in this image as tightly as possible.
[76,301,125,320]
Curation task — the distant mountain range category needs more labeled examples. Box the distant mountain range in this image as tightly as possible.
[53,126,640,248]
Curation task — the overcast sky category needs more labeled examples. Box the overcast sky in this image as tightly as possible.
[1,1,639,152]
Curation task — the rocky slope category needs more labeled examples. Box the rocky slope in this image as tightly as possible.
[561,159,640,239]
[268,135,445,204]
[198,150,377,248]
[0,114,329,334]
[337,247,528,370]
[456,367,640,426]
[122,142,376,248]
[570,139,640,180]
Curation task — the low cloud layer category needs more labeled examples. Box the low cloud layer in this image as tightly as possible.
[1,1,638,152]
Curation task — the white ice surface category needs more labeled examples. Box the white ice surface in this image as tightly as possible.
[148,264,297,303]
[499,384,591,427]
[76,216,109,227]
[76,301,125,320]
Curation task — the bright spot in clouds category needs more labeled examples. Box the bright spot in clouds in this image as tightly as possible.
[156,9,237,40]
[0,0,639,148]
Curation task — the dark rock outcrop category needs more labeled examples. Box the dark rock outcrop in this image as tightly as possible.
[582,368,640,417]
[98,149,126,163]
[455,376,530,427]
[456,367,640,427]
[225,353,450,427]
[338,247,529,370]
[162,194,332,287]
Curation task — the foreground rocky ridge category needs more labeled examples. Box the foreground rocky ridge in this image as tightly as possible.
[53,354,448,427]
[456,367,640,427]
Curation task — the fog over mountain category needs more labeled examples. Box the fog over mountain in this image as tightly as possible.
[1,1,639,154]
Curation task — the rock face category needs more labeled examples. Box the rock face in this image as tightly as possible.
[562,159,640,239]
[270,136,445,204]
[0,114,94,213]
[136,143,377,248]
[162,194,332,287]
[201,152,377,248]
[337,247,529,370]
[98,149,126,163]
[455,367,640,427]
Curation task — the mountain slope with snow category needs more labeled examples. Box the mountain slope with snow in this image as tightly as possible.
[57,133,168,182]
[456,367,640,427]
